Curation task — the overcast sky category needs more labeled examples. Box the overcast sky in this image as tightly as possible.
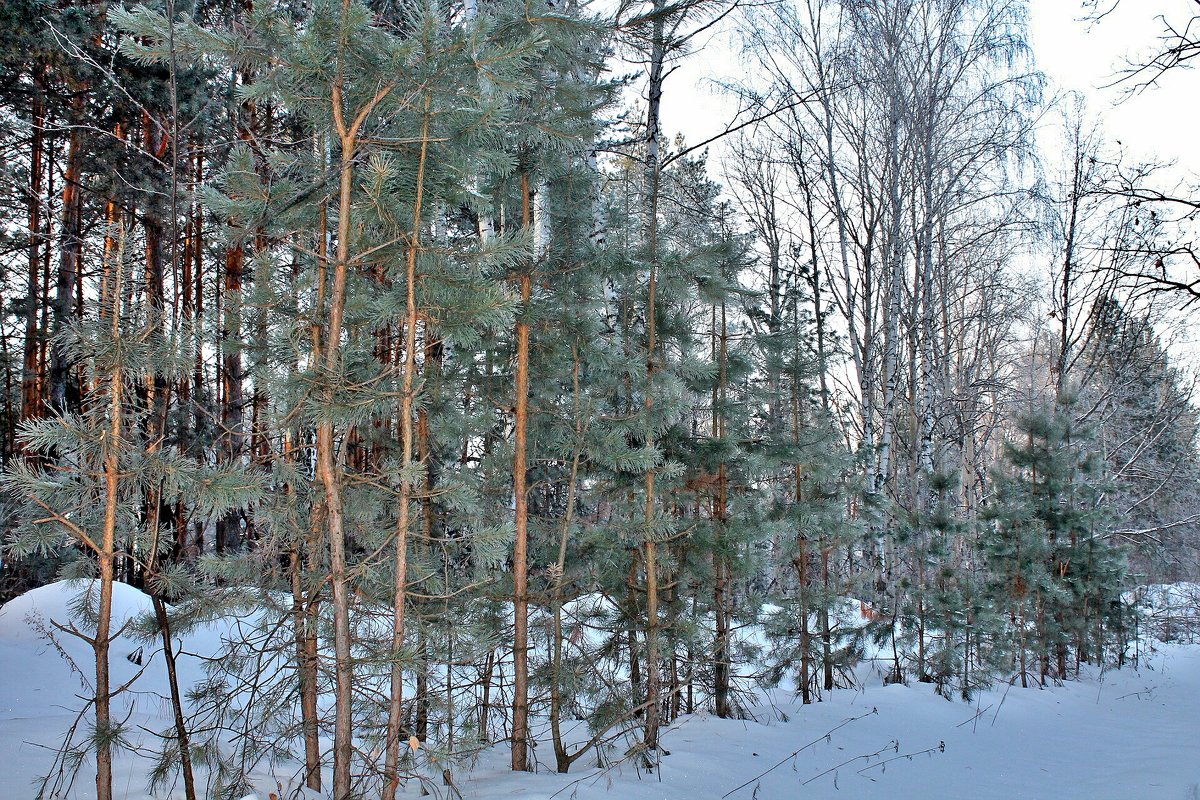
[1029,1,1198,173]
[655,0,1199,177]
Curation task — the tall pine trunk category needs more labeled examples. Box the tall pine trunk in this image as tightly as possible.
[510,171,534,772]
[21,67,46,427]
[640,0,666,756]
[49,90,86,414]
[383,93,429,800]
[712,303,732,718]
[321,56,394,796]
[321,104,357,800]
[92,224,129,800]
[217,241,244,553]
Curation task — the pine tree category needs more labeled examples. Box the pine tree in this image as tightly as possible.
[982,397,1128,686]
[1,217,255,800]
[755,266,859,703]
[900,468,972,694]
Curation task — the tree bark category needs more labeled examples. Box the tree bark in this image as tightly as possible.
[217,242,244,554]
[383,93,429,800]
[510,172,534,772]
[21,67,46,426]
[640,0,666,756]
[93,223,128,800]
[713,303,732,718]
[48,90,86,414]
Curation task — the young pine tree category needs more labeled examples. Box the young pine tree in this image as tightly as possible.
[982,398,1128,687]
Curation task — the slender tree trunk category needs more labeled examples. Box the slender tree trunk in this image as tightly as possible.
[92,225,129,800]
[21,68,46,426]
[319,53,394,794]
[793,406,811,705]
[383,93,429,800]
[184,149,205,560]
[217,242,244,553]
[713,303,732,718]
[712,548,730,716]
[301,508,323,791]
[627,557,642,710]
[551,348,585,773]
[95,521,116,800]
[322,91,357,800]
[415,631,429,742]
[813,73,869,479]
[509,171,535,772]
[821,546,833,691]
[640,0,666,756]
[290,525,322,792]
[667,564,681,722]
[37,136,54,421]
[412,333,441,752]
[290,178,327,795]
[137,106,195,790]
[145,469,197,800]
[49,91,86,414]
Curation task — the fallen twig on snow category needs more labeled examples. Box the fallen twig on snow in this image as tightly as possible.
[720,708,878,798]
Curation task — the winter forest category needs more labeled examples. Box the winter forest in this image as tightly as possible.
[1,0,1200,797]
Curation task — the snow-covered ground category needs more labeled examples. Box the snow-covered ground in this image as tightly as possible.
[468,645,1200,800]
[2,581,1199,799]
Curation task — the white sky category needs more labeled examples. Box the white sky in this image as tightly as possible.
[1028,1,1199,174]
[654,0,1200,177]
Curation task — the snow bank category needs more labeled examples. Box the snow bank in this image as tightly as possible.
[1,581,1199,799]
[0,579,155,643]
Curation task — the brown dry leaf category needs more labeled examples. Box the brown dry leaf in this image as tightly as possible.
[408,735,421,752]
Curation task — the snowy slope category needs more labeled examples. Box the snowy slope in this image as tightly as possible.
[457,643,1200,800]
[1,581,1199,799]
